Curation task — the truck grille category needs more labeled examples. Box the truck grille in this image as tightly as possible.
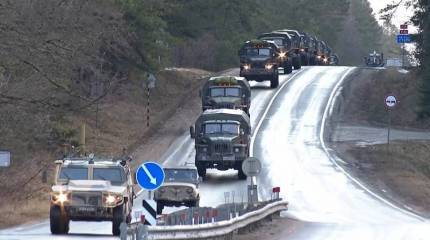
[71,192,102,206]
[216,102,235,109]
[214,143,231,154]
[251,62,266,68]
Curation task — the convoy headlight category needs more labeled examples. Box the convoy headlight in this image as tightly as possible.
[52,192,70,204]
[278,52,286,58]
[317,55,321,59]
[104,193,123,206]
[234,147,240,153]
[243,64,251,70]
[265,64,274,70]
[300,49,305,52]
[186,188,193,194]
[323,58,328,63]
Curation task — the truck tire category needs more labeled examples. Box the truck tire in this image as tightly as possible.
[112,204,125,236]
[284,62,293,74]
[157,203,164,215]
[197,165,206,178]
[238,167,247,180]
[270,73,279,88]
[293,57,301,70]
[50,205,69,235]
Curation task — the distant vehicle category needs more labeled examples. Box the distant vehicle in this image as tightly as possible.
[190,109,251,180]
[49,156,134,236]
[238,40,281,88]
[365,51,385,67]
[277,29,311,66]
[258,32,302,70]
[329,54,340,65]
[154,166,200,214]
[200,76,251,115]
[318,40,329,65]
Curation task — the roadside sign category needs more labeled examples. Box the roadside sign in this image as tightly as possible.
[136,162,165,191]
[241,157,262,177]
[0,151,10,167]
[397,34,411,44]
[399,29,408,35]
[385,95,397,108]
[147,73,156,89]
[400,24,408,29]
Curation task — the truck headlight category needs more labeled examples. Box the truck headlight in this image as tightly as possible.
[51,192,70,204]
[104,193,123,206]
[265,64,274,70]
[323,58,328,63]
[278,52,286,59]
[234,147,240,153]
[243,64,251,70]
[317,55,321,59]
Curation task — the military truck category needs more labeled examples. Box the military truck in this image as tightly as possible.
[154,166,200,214]
[258,32,301,70]
[190,109,251,180]
[201,76,251,115]
[238,40,281,88]
[277,29,310,66]
[365,51,385,67]
[49,155,134,236]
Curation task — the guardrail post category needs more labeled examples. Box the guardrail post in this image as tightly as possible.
[136,223,148,240]
[119,222,128,240]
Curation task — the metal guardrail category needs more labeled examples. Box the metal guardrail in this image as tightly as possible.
[121,200,288,240]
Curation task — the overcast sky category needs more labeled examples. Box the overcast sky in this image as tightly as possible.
[368,0,415,31]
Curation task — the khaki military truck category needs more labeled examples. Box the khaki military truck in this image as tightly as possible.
[49,156,135,236]
[190,109,251,180]
[154,166,200,214]
[201,76,251,115]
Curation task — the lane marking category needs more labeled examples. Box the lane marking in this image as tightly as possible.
[319,67,427,222]
[250,69,306,156]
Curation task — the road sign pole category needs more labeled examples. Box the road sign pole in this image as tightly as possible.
[387,109,391,146]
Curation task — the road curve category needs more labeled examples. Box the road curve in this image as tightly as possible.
[1,66,429,240]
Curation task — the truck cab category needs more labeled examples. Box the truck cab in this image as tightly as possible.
[238,40,281,88]
[201,76,251,115]
[190,109,251,180]
[258,32,302,70]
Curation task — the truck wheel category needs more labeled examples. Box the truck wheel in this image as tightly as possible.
[293,57,301,70]
[157,203,164,215]
[270,74,279,88]
[238,167,247,180]
[197,166,206,178]
[112,204,125,236]
[50,205,69,234]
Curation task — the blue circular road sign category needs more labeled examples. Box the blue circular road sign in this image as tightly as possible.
[136,162,165,191]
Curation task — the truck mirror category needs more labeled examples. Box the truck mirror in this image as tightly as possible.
[190,126,195,139]
[42,170,48,184]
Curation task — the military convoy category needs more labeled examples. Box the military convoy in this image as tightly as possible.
[258,32,301,70]
[190,109,251,180]
[201,76,251,115]
[49,155,135,236]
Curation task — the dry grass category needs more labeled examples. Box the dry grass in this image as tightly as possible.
[341,141,430,216]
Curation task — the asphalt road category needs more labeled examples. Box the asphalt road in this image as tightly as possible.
[1,66,429,239]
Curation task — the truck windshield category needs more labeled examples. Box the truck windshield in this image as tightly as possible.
[59,167,88,180]
[93,167,125,185]
[204,123,239,135]
[246,48,270,56]
[164,169,197,183]
[210,87,240,97]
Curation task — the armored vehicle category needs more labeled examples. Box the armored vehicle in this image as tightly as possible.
[154,166,200,214]
[201,76,251,115]
[49,156,134,236]
[277,29,310,66]
[365,51,385,67]
[258,32,301,70]
[190,109,251,180]
[238,40,281,88]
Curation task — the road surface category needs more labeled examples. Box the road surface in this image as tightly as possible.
[1,66,428,239]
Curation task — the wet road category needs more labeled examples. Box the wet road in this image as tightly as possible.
[1,66,429,239]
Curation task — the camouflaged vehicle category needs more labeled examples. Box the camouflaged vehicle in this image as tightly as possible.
[190,109,251,180]
[154,166,200,214]
[201,76,251,115]
[239,40,282,88]
[49,156,134,236]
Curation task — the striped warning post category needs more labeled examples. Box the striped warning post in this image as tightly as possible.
[142,199,157,226]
